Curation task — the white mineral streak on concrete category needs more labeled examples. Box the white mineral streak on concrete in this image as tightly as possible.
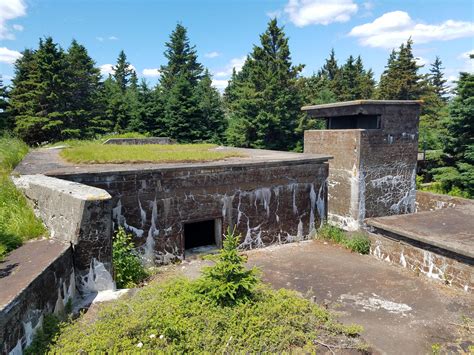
[422,251,446,281]
[400,252,407,268]
[291,183,298,215]
[255,187,271,217]
[144,198,158,265]
[138,198,147,227]
[9,340,22,355]
[92,289,130,303]
[297,219,304,239]
[22,314,43,348]
[162,198,171,221]
[309,184,316,232]
[81,258,115,293]
[239,221,263,249]
[339,293,412,314]
[54,272,75,314]
[113,198,144,237]
[316,182,326,228]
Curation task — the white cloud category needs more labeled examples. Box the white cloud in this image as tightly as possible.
[99,64,114,76]
[142,68,161,77]
[349,11,474,48]
[97,35,118,42]
[12,23,23,31]
[284,0,358,27]
[214,56,246,78]
[414,56,427,66]
[212,79,229,91]
[0,46,22,64]
[99,63,136,77]
[458,49,474,61]
[108,36,118,40]
[96,36,104,42]
[362,2,373,10]
[0,0,26,40]
[204,51,220,58]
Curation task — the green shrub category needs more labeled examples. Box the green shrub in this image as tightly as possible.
[316,224,371,254]
[24,314,61,355]
[113,227,148,288]
[344,233,371,255]
[0,135,29,172]
[196,228,260,306]
[51,277,364,353]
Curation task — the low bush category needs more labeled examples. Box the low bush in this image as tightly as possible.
[316,224,371,254]
[24,314,61,355]
[113,227,148,288]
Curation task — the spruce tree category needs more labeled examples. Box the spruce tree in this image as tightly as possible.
[63,39,101,138]
[159,24,204,142]
[432,69,474,196]
[113,50,134,93]
[354,56,375,99]
[429,56,448,102]
[225,19,303,150]
[377,39,423,100]
[0,76,12,133]
[195,70,226,143]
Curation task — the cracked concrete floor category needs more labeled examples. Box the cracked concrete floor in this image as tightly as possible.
[171,240,473,354]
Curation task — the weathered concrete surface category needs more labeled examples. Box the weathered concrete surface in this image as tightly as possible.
[12,174,113,275]
[304,100,421,230]
[416,190,474,212]
[103,137,175,145]
[244,241,473,354]
[367,205,474,259]
[0,239,74,354]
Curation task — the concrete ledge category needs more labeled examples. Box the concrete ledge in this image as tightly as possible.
[103,137,176,145]
[12,174,114,273]
[0,239,74,353]
[416,191,474,212]
[366,206,474,260]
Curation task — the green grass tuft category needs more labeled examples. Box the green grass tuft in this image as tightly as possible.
[316,224,371,254]
[60,143,243,164]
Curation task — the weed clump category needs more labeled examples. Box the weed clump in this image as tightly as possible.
[113,227,148,288]
[316,224,371,254]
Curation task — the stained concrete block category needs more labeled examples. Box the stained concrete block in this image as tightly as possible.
[12,174,113,273]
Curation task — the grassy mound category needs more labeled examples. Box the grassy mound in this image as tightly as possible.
[60,143,243,164]
[50,278,364,353]
[0,136,46,260]
[316,224,371,254]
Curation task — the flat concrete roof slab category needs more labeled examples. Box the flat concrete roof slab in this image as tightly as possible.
[0,239,70,310]
[366,205,474,259]
[14,146,332,176]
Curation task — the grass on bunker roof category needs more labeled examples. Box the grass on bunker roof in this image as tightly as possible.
[60,143,244,164]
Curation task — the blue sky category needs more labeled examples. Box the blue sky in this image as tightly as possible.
[1,0,473,91]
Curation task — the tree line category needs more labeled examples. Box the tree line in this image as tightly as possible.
[0,19,471,196]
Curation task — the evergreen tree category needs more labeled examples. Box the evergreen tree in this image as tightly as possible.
[377,39,424,100]
[113,50,134,93]
[432,69,474,197]
[160,24,203,91]
[10,38,69,144]
[195,70,226,143]
[225,19,303,150]
[354,56,375,99]
[0,76,12,133]
[429,56,448,102]
[159,24,204,142]
[63,39,101,138]
[319,49,339,81]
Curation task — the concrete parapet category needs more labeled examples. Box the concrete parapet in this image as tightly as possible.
[102,137,175,145]
[12,174,114,283]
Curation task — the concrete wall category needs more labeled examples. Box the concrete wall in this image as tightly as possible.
[0,241,74,354]
[368,232,473,292]
[416,191,474,212]
[103,137,175,145]
[13,175,114,281]
[57,161,329,264]
[304,102,420,230]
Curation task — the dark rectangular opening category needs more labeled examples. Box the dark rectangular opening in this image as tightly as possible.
[184,219,216,250]
[327,114,381,129]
